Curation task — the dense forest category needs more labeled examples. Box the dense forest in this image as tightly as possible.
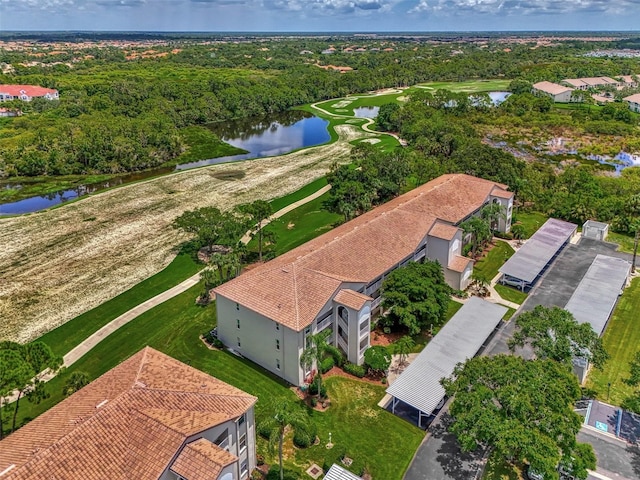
[1,35,640,178]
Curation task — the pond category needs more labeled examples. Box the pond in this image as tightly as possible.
[487,91,511,105]
[176,110,330,170]
[353,106,380,118]
[0,110,330,215]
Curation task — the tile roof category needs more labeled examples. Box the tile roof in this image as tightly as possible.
[624,93,640,103]
[532,81,573,96]
[448,255,473,273]
[170,438,237,480]
[333,289,372,311]
[490,186,515,199]
[0,347,256,480]
[0,85,58,97]
[215,174,510,331]
[428,221,459,241]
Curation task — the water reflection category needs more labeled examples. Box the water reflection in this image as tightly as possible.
[353,106,380,118]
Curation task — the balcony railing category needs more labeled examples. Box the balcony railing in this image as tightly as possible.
[338,336,348,353]
[317,316,333,332]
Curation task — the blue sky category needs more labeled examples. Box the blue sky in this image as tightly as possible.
[1,0,639,32]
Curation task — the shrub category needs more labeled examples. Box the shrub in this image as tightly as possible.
[266,467,298,480]
[257,422,272,439]
[320,356,335,374]
[310,397,318,407]
[494,231,513,240]
[343,362,366,378]
[322,445,347,472]
[293,422,317,449]
[325,345,345,366]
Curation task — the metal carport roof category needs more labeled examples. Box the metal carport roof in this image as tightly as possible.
[499,218,577,284]
[386,297,507,418]
[564,254,630,336]
[324,464,362,480]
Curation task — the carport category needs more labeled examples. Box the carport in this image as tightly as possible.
[499,218,577,291]
[386,297,507,428]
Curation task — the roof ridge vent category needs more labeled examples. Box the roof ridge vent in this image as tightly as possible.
[96,399,109,409]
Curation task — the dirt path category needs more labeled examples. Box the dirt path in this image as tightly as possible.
[0,125,371,343]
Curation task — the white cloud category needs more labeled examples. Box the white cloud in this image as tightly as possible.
[263,0,397,14]
[410,0,639,15]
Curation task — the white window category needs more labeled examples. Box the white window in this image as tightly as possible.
[238,413,246,427]
[237,319,240,329]
[276,359,280,370]
[276,339,280,350]
[237,337,241,348]
[240,460,248,478]
[239,433,247,452]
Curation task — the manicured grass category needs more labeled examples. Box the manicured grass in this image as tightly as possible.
[256,193,342,256]
[586,277,640,406]
[482,451,523,480]
[415,79,512,93]
[173,125,247,164]
[473,240,515,282]
[606,231,637,254]
[295,377,423,479]
[36,253,200,358]
[501,307,517,322]
[269,176,328,212]
[494,284,528,305]
[513,211,548,238]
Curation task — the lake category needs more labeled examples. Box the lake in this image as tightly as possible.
[353,106,380,118]
[0,110,330,215]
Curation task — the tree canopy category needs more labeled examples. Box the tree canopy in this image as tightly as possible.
[172,206,248,252]
[364,345,392,375]
[381,260,452,335]
[442,355,595,480]
[508,306,609,371]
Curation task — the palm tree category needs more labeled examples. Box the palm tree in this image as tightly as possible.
[258,400,310,480]
[393,336,415,368]
[299,330,331,399]
[481,203,506,232]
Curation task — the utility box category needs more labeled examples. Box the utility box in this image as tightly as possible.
[582,220,609,242]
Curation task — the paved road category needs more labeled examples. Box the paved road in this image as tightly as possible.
[404,413,486,480]
[578,427,639,480]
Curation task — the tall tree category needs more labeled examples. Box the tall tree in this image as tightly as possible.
[62,371,91,397]
[381,261,452,335]
[393,335,415,367]
[238,200,274,261]
[508,306,609,371]
[460,216,492,257]
[481,203,506,232]
[442,355,595,480]
[173,206,248,253]
[258,400,310,480]
[364,345,392,376]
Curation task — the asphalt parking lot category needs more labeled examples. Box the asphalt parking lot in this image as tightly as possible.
[520,237,632,313]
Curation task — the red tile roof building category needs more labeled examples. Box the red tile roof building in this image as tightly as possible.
[0,85,59,102]
[0,347,257,480]
[214,174,513,385]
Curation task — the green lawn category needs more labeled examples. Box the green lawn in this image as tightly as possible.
[473,240,515,282]
[586,277,640,405]
[494,284,528,305]
[269,177,328,212]
[252,193,342,256]
[606,231,637,254]
[415,79,511,93]
[37,253,200,358]
[513,211,548,239]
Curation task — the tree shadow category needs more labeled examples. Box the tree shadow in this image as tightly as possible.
[434,413,485,479]
[627,443,640,478]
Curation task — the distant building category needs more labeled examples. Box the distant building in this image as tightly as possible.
[0,347,257,480]
[532,81,574,103]
[623,93,640,113]
[561,77,619,91]
[0,84,59,102]
[214,174,513,386]
[618,75,639,88]
[0,107,20,117]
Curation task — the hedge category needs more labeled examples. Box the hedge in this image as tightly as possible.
[343,362,366,378]
[320,356,335,374]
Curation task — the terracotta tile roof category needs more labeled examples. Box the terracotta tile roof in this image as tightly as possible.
[428,221,459,241]
[490,186,514,199]
[533,81,573,96]
[624,93,640,103]
[333,289,372,311]
[215,174,510,331]
[0,85,58,97]
[170,438,237,480]
[0,347,256,480]
[448,255,473,273]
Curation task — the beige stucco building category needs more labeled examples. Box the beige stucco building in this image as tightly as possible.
[214,174,513,386]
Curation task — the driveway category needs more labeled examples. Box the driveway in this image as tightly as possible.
[578,427,639,480]
[403,413,486,480]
